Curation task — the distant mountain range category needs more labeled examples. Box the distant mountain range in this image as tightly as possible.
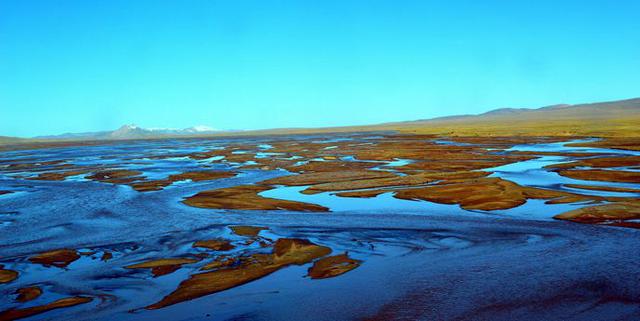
[35,124,229,140]
[2,97,639,144]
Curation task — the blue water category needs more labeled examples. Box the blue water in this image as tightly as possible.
[1,134,639,321]
[488,139,640,198]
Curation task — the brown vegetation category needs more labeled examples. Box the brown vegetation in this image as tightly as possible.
[129,171,237,192]
[393,177,598,211]
[0,296,92,321]
[563,184,640,194]
[566,137,640,151]
[0,265,18,283]
[229,226,267,237]
[146,238,331,309]
[308,253,361,279]
[16,287,42,302]
[26,170,90,181]
[183,185,328,211]
[555,169,640,183]
[201,256,236,271]
[29,249,80,268]
[125,258,200,277]
[554,202,640,227]
[302,171,490,195]
[192,239,235,251]
[86,169,144,184]
[262,170,398,187]
[546,156,640,170]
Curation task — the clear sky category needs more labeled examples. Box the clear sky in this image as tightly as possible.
[1,1,639,137]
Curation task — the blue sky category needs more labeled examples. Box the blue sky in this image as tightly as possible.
[1,1,639,137]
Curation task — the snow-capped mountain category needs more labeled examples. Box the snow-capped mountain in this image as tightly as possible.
[109,124,221,138]
[109,124,150,138]
[184,125,217,133]
[36,124,224,140]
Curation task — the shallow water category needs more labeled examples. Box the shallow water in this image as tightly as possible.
[504,138,640,156]
[261,185,468,214]
[488,139,640,198]
[1,134,639,321]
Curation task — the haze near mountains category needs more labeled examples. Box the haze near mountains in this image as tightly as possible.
[2,97,639,144]
[35,124,223,140]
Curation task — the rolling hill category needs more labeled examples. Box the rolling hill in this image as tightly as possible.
[0,136,24,144]
[379,97,640,137]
